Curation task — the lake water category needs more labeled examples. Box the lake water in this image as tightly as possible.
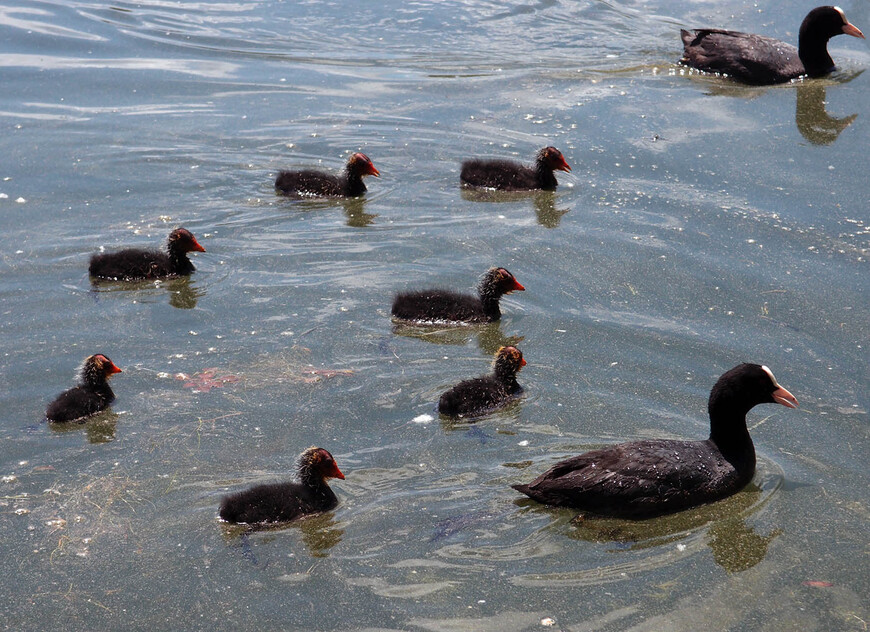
[1,1,868,630]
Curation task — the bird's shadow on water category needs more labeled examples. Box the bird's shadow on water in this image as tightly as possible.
[429,507,515,543]
[460,188,571,228]
[220,511,345,565]
[438,395,524,432]
[517,481,782,573]
[439,421,495,445]
[391,320,523,356]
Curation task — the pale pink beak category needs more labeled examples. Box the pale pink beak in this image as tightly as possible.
[772,386,798,409]
[843,22,865,39]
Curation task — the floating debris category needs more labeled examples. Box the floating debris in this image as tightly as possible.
[245,347,354,387]
[178,368,242,392]
[802,580,833,588]
[300,368,354,383]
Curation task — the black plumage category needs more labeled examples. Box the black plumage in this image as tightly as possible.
[89,227,205,281]
[219,447,345,525]
[512,364,799,519]
[391,267,525,324]
[438,346,526,418]
[460,146,571,191]
[275,152,380,197]
[46,354,122,423]
[680,6,865,85]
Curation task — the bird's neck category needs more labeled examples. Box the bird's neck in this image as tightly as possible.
[535,163,558,189]
[83,376,115,402]
[168,248,194,273]
[479,295,501,320]
[493,364,519,390]
[708,402,754,458]
[477,285,502,320]
[342,168,367,196]
[798,32,835,76]
[299,469,329,490]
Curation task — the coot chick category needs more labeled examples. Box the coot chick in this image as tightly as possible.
[461,146,571,191]
[275,152,380,197]
[512,364,798,519]
[391,267,525,324]
[46,354,122,423]
[219,447,345,525]
[438,346,526,418]
[89,228,206,281]
[680,6,865,85]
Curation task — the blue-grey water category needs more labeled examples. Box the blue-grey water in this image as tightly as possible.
[1,1,868,630]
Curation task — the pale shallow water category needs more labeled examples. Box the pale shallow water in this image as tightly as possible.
[0,1,868,631]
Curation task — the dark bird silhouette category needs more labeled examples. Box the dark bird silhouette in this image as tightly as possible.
[219,447,345,525]
[275,152,380,197]
[391,267,525,324]
[512,364,798,519]
[438,346,526,418]
[680,6,865,85]
[460,146,571,191]
[46,354,122,423]
[89,228,205,281]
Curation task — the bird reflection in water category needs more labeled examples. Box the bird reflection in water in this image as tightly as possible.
[283,196,378,227]
[222,511,344,564]
[795,79,860,145]
[166,276,204,309]
[48,410,118,444]
[341,196,378,227]
[89,276,205,310]
[707,515,782,573]
[685,73,860,146]
[460,188,570,228]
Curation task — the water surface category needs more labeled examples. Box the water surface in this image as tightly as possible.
[1,1,868,630]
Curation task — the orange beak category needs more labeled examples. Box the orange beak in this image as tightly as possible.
[330,463,346,480]
[558,157,572,172]
[511,279,526,292]
[520,358,527,367]
[107,362,123,375]
[190,238,206,253]
[367,163,380,177]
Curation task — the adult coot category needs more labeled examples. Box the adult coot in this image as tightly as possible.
[89,228,205,281]
[460,146,571,191]
[46,354,122,423]
[438,346,526,418]
[512,364,798,519]
[275,152,380,197]
[391,267,525,324]
[680,6,865,85]
[219,447,345,524]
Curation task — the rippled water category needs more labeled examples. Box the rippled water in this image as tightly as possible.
[1,1,868,630]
